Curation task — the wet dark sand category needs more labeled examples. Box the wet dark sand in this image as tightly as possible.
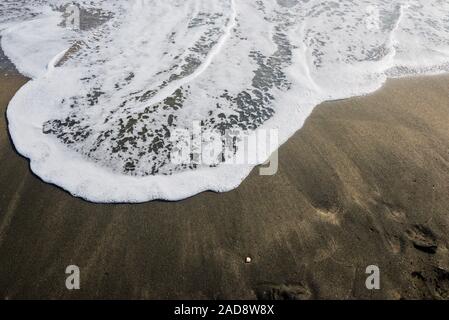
[0,73,449,299]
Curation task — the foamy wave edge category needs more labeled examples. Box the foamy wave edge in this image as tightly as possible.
[3,0,449,203]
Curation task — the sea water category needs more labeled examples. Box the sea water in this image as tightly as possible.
[1,0,449,202]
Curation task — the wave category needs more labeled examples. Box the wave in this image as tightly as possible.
[2,0,449,202]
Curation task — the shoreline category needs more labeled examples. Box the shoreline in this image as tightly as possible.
[0,72,449,299]
[5,69,447,204]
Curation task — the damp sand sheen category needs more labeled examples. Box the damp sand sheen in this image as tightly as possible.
[2,0,449,202]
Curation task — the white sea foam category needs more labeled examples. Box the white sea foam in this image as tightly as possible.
[2,0,449,202]
[1,10,74,78]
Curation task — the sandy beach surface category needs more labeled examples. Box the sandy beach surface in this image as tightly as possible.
[0,72,448,299]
